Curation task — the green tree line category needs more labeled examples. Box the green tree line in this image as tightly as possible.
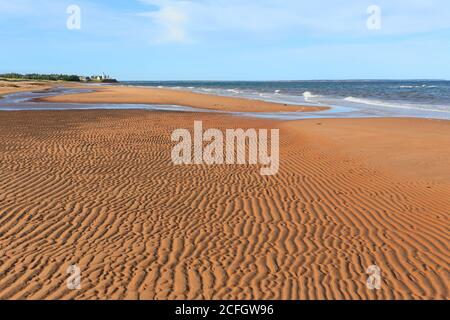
[0,73,81,82]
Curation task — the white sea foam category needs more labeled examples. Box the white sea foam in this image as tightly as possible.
[303,91,319,101]
[344,96,450,113]
[399,85,437,89]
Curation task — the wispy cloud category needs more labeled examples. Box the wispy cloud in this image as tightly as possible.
[138,0,190,43]
[2,0,449,44]
[137,0,450,44]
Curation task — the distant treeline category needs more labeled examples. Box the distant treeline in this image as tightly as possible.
[0,73,81,82]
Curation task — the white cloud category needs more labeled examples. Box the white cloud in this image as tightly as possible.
[138,1,190,43]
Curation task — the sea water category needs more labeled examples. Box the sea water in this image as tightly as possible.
[122,80,450,120]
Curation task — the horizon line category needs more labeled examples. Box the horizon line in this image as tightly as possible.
[121,78,449,82]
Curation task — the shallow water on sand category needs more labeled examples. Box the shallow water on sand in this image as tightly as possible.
[0,88,201,113]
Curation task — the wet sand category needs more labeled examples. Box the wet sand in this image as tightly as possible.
[0,109,448,300]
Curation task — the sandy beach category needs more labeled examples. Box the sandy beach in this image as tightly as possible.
[0,80,53,96]
[0,82,449,299]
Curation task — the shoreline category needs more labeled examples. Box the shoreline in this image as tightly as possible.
[37,84,330,113]
[3,81,450,121]
[9,81,449,121]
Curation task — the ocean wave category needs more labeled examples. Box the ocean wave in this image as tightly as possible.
[344,96,450,113]
[303,91,320,101]
[398,85,437,89]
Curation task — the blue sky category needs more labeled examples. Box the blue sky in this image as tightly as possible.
[1,0,449,80]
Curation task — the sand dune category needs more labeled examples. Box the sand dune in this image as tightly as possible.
[0,111,448,300]
[39,85,328,113]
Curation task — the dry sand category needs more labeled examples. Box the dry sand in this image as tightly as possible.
[0,80,53,96]
[39,85,328,113]
[285,118,450,184]
[0,109,448,300]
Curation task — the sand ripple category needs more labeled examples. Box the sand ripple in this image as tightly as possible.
[0,111,448,299]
